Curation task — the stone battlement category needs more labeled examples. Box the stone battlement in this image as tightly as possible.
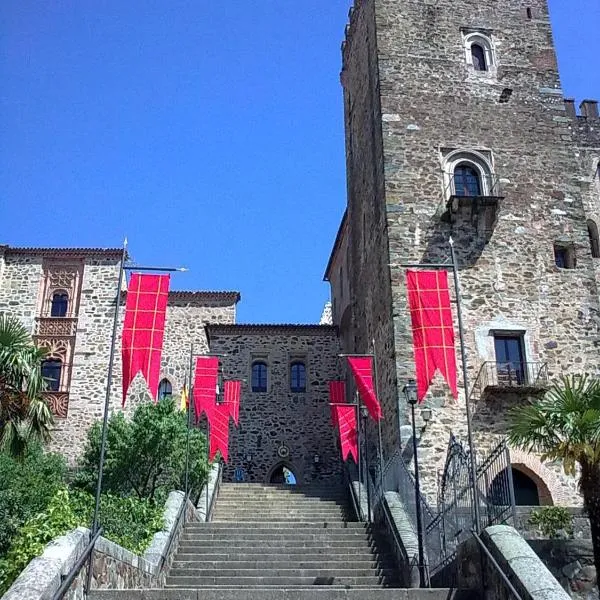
[564,98,599,120]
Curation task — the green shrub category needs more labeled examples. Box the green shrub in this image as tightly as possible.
[0,444,67,557]
[74,398,208,503]
[0,488,77,595]
[0,488,164,595]
[529,506,573,538]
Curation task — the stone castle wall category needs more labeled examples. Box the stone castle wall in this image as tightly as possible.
[207,325,343,485]
[333,0,600,505]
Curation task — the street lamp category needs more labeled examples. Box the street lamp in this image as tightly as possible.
[403,379,426,587]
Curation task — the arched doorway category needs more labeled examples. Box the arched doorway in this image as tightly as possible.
[268,463,297,485]
[489,466,545,506]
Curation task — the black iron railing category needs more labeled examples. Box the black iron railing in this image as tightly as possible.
[445,173,503,201]
[472,362,549,398]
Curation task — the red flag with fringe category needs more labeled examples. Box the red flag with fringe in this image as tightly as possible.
[406,270,458,402]
[193,357,219,421]
[208,404,230,462]
[333,404,358,463]
[328,381,346,425]
[347,357,382,421]
[224,380,242,426]
[122,273,170,404]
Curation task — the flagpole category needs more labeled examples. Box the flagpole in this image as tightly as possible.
[184,343,194,519]
[86,239,127,594]
[449,237,481,533]
[86,250,188,593]
[371,341,385,498]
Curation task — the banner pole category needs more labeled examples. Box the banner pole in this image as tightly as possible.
[184,343,194,519]
[371,340,385,496]
[86,240,127,594]
[449,237,481,533]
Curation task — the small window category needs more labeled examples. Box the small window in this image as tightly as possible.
[587,220,600,258]
[554,243,576,269]
[50,292,69,317]
[290,361,307,393]
[454,164,482,197]
[471,44,487,71]
[158,378,172,401]
[41,358,62,392]
[251,361,268,393]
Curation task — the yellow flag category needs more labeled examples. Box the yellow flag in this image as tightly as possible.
[180,384,189,412]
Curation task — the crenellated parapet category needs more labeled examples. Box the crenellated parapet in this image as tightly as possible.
[564,98,600,150]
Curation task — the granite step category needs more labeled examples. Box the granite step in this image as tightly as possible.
[164,575,393,587]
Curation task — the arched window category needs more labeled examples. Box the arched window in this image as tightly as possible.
[454,163,482,197]
[50,292,69,317]
[251,362,268,393]
[471,44,487,71]
[158,378,172,401]
[587,220,600,258]
[290,361,307,393]
[41,358,62,392]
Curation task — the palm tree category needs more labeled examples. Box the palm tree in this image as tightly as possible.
[508,375,600,589]
[0,314,54,456]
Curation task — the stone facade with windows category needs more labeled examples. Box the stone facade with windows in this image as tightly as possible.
[325,0,600,506]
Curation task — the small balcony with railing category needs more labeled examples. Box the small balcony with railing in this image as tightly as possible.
[472,361,549,401]
[41,361,71,419]
[442,168,504,237]
[35,317,78,337]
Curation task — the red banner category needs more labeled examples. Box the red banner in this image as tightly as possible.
[208,404,230,462]
[193,357,219,421]
[347,357,382,421]
[122,273,170,404]
[406,270,458,402]
[333,404,358,463]
[224,380,241,426]
[328,381,346,425]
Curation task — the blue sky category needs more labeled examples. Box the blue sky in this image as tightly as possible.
[1,1,598,324]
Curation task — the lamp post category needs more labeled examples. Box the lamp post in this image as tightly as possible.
[360,405,371,522]
[403,379,426,587]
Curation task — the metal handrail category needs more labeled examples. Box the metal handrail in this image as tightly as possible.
[50,527,103,600]
[344,462,364,522]
[471,529,523,600]
[157,491,190,573]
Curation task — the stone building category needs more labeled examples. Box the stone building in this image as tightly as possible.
[325,0,600,506]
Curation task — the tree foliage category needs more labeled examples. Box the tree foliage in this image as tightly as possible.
[508,375,600,591]
[0,314,54,456]
[75,398,208,503]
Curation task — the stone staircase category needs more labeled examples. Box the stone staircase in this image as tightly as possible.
[90,483,472,599]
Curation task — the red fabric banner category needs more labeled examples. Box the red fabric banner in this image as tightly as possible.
[347,357,382,421]
[406,270,458,402]
[193,357,219,422]
[208,404,230,463]
[121,273,170,404]
[328,381,346,425]
[333,404,358,463]
[223,380,242,426]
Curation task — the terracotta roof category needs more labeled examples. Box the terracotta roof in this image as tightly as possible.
[323,210,348,281]
[206,324,338,338]
[2,245,124,258]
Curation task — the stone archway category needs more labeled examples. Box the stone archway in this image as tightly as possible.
[266,461,300,485]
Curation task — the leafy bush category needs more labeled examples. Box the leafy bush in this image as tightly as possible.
[0,488,77,595]
[74,398,208,503]
[529,506,573,538]
[0,488,164,595]
[0,444,67,556]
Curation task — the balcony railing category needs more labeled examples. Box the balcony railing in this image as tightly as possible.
[35,317,77,337]
[472,361,549,400]
[445,173,504,214]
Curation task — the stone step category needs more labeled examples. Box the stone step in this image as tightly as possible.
[186,523,365,531]
[164,575,392,587]
[90,589,473,600]
[174,550,385,560]
[212,509,348,515]
[171,560,391,570]
[214,497,347,503]
[180,532,374,542]
[176,542,380,553]
[168,567,396,578]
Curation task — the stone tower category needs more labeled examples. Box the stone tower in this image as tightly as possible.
[326,0,600,504]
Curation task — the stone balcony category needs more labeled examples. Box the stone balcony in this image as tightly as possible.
[35,317,78,337]
[472,361,549,401]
